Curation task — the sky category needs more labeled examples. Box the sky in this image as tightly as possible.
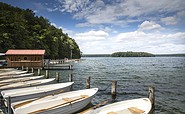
[1,0,185,54]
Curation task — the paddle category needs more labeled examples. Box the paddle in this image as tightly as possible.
[13,90,65,109]
[28,95,89,114]
[79,99,110,114]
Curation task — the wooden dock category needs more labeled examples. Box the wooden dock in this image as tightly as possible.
[43,64,73,70]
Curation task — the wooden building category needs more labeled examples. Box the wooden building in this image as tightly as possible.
[5,50,45,68]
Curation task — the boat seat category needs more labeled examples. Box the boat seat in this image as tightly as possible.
[62,98,72,102]
[128,107,145,114]
[107,112,117,114]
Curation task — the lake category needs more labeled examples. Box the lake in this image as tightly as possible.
[48,57,185,114]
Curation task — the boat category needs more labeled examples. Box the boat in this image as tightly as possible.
[0,78,55,90]
[0,73,34,80]
[1,82,74,106]
[0,70,27,76]
[12,88,98,114]
[0,75,44,84]
[79,98,152,114]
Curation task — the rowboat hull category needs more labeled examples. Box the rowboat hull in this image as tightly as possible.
[0,75,44,84]
[0,70,27,76]
[1,82,74,106]
[0,78,55,91]
[12,88,98,114]
[81,98,152,114]
[0,73,34,80]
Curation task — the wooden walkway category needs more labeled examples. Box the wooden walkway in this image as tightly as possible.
[43,64,73,70]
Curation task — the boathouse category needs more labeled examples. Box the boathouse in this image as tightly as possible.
[5,50,45,68]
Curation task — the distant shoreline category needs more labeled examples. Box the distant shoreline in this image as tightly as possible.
[82,54,185,57]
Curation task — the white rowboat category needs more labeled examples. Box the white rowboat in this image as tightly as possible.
[0,70,27,76]
[80,98,152,114]
[1,82,74,103]
[0,75,44,84]
[12,88,98,114]
[0,78,55,90]
[0,73,34,80]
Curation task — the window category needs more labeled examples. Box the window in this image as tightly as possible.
[24,57,27,60]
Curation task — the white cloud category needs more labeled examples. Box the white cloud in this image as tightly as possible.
[44,0,185,27]
[72,29,185,54]
[138,21,164,32]
[161,17,177,25]
[74,30,109,41]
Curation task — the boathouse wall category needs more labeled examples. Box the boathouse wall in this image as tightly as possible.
[5,50,45,68]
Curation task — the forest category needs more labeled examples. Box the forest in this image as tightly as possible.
[111,52,155,57]
[0,2,81,59]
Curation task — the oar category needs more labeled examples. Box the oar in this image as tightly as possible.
[13,90,65,109]
[79,99,110,114]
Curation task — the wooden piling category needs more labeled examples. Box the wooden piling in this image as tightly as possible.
[69,65,72,70]
[45,70,49,79]
[7,96,12,114]
[26,67,29,72]
[31,67,34,73]
[69,73,73,82]
[148,86,155,111]
[21,66,24,71]
[56,72,59,82]
[38,68,41,76]
[111,80,117,97]
[86,77,91,89]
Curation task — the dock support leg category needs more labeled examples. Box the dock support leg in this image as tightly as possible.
[7,96,12,114]
[56,72,59,83]
[26,67,29,72]
[45,70,49,79]
[31,67,34,73]
[69,65,72,70]
[111,80,117,98]
[69,73,73,82]
[21,66,24,71]
[38,68,41,76]
[86,77,91,89]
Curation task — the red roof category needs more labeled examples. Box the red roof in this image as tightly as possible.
[5,50,45,55]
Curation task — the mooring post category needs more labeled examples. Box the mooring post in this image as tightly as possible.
[148,86,155,111]
[45,70,49,79]
[69,73,73,82]
[69,65,72,70]
[38,68,41,76]
[21,66,24,71]
[111,80,117,98]
[31,67,34,73]
[86,76,91,89]
[26,67,29,72]
[7,96,12,114]
[56,72,59,82]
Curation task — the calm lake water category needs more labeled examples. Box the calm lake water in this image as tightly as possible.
[48,57,185,114]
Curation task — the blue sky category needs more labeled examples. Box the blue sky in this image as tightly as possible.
[1,0,185,54]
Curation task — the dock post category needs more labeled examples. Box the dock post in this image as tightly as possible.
[69,65,72,70]
[7,96,12,114]
[86,76,91,89]
[45,70,49,79]
[56,72,59,82]
[148,86,155,112]
[69,73,73,82]
[38,68,41,76]
[26,67,29,72]
[111,80,117,98]
[21,66,24,71]
[31,67,34,73]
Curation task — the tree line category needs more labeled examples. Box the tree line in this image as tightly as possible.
[0,2,81,59]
